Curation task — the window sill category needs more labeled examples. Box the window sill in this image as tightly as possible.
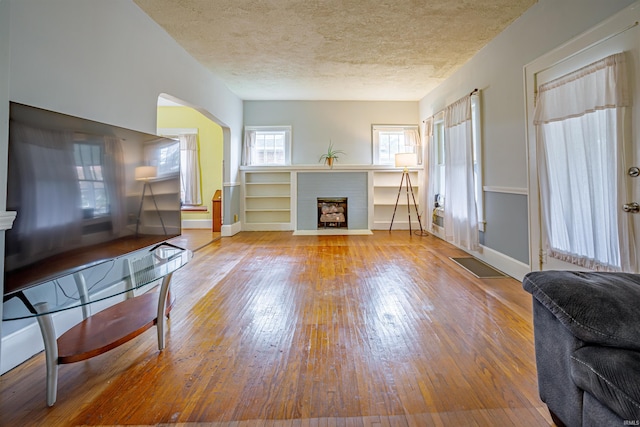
[181,205,208,212]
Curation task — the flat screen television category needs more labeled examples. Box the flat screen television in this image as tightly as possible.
[4,102,182,296]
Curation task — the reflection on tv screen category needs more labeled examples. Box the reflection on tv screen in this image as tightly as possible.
[4,102,181,295]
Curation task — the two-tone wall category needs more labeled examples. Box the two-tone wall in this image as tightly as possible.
[418,0,636,277]
[0,0,243,373]
[157,106,224,228]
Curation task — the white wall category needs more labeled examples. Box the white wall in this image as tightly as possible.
[1,0,243,372]
[419,0,636,271]
[0,0,10,372]
[8,0,244,230]
[244,101,418,165]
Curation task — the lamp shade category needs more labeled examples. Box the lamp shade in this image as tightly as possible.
[395,153,417,168]
[135,166,157,181]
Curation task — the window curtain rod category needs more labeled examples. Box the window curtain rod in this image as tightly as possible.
[422,88,479,123]
[533,21,638,78]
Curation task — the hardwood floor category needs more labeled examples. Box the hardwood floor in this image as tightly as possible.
[0,231,552,426]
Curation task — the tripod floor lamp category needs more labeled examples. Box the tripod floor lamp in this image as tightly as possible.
[389,153,424,235]
[135,166,167,236]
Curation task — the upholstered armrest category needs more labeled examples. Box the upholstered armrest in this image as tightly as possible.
[523,271,640,351]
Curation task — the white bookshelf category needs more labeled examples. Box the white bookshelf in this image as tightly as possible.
[136,177,181,235]
[372,170,422,230]
[239,167,423,232]
[242,171,292,230]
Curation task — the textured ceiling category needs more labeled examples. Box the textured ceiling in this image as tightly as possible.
[135,0,536,101]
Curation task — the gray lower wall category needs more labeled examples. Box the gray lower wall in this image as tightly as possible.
[224,184,241,224]
[482,192,529,264]
[297,172,368,230]
[418,0,635,269]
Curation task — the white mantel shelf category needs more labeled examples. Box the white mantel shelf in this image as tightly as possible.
[239,165,423,172]
[241,168,423,232]
[0,211,17,231]
[293,229,373,236]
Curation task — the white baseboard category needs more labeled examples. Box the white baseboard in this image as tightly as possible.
[1,320,43,374]
[1,304,89,374]
[472,245,531,281]
[373,220,423,230]
[240,222,292,232]
[222,221,242,236]
[182,219,211,229]
[1,282,155,374]
[427,233,530,281]
[293,229,373,236]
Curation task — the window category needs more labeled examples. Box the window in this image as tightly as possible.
[143,137,180,178]
[431,96,483,218]
[373,125,420,165]
[471,96,483,231]
[433,117,445,202]
[74,143,109,216]
[534,53,630,271]
[243,126,291,166]
[156,129,202,206]
[426,91,484,243]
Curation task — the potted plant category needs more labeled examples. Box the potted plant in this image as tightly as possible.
[319,141,345,168]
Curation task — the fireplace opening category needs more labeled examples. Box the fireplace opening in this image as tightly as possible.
[317,198,347,229]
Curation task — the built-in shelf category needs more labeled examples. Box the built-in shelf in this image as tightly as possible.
[136,178,181,235]
[240,168,423,232]
[242,171,293,230]
[372,170,421,230]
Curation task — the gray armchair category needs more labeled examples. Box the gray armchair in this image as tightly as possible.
[523,271,640,427]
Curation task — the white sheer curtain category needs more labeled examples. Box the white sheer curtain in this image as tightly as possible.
[8,122,83,259]
[103,136,127,235]
[444,95,478,251]
[422,117,436,232]
[242,129,256,166]
[179,133,202,206]
[534,52,634,271]
[404,127,422,164]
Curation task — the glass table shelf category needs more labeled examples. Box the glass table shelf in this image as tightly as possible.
[3,244,192,321]
[1,243,192,407]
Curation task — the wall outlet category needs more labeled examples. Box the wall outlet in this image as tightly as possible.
[234,214,238,222]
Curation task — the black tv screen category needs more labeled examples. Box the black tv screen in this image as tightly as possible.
[4,102,181,295]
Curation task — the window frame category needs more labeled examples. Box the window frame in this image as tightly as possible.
[74,141,110,218]
[244,125,292,166]
[429,94,484,231]
[372,124,420,166]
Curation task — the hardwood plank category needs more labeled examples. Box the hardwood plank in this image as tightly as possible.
[0,231,552,426]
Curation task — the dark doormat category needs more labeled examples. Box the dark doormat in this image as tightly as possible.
[450,257,508,278]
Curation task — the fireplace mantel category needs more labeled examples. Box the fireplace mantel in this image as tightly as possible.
[241,167,423,233]
[240,164,421,173]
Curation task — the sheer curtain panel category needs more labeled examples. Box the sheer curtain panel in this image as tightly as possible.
[8,122,83,257]
[534,52,634,271]
[242,129,256,166]
[444,95,478,251]
[103,136,127,234]
[422,117,436,232]
[404,127,422,164]
[180,133,202,206]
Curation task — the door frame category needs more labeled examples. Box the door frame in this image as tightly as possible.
[524,1,640,271]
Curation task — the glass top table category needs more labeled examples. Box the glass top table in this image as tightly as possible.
[3,244,192,321]
[1,243,192,407]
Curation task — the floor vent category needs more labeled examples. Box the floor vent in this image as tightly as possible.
[449,257,508,278]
